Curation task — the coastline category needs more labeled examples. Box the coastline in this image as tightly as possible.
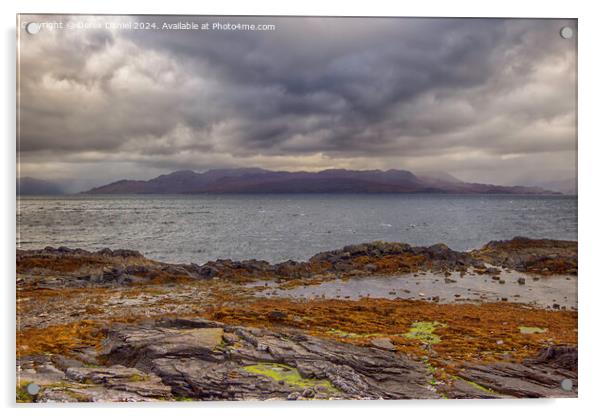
[16,237,578,401]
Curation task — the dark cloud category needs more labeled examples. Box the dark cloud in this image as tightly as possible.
[18,15,577,189]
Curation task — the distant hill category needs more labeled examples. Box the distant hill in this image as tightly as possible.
[17,177,65,196]
[83,168,560,195]
[417,171,464,184]
[535,178,577,195]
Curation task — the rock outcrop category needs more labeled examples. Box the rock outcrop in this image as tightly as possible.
[472,237,577,275]
[19,317,441,402]
[101,318,439,400]
[17,238,577,290]
[17,317,577,402]
[449,345,577,398]
[16,246,211,287]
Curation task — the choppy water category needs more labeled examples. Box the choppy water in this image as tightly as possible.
[16,194,577,264]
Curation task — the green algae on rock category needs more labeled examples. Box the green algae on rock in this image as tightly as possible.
[518,326,548,334]
[242,363,338,393]
[326,328,387,339]
[404,321,447,344]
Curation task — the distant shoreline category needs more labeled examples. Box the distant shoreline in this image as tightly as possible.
[20,168,574,195]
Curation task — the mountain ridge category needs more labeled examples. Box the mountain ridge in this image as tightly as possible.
[82,168,561,195]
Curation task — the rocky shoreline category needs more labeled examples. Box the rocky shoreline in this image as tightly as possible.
[16,237,578,402]
[17,236,577,289]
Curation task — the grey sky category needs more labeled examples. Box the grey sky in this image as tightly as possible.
[18,15,577,191]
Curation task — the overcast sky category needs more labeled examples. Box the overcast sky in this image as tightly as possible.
[18,15,577,192]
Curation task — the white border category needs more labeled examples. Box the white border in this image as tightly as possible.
[2,1,601,415]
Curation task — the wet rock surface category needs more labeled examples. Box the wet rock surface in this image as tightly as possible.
[252,270,577,310]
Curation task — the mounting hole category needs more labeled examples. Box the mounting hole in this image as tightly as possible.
[560,26,574,39]
[26,382,40,395]
[560,378,573,391]
[25,22,41,35]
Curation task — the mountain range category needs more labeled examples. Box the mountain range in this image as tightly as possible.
[82,168,560,195]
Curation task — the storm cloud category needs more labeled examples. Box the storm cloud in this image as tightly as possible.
[17,15,577,191]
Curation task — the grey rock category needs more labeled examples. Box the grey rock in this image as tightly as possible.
[446,377,505,399]
[302,388,315,398]
[370,337,396,351]
[51,355,84,371]
[100,319,438,400]
[65,365,172,399]
[456,346,577,398]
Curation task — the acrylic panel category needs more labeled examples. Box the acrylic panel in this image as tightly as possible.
[16,15,577,402]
